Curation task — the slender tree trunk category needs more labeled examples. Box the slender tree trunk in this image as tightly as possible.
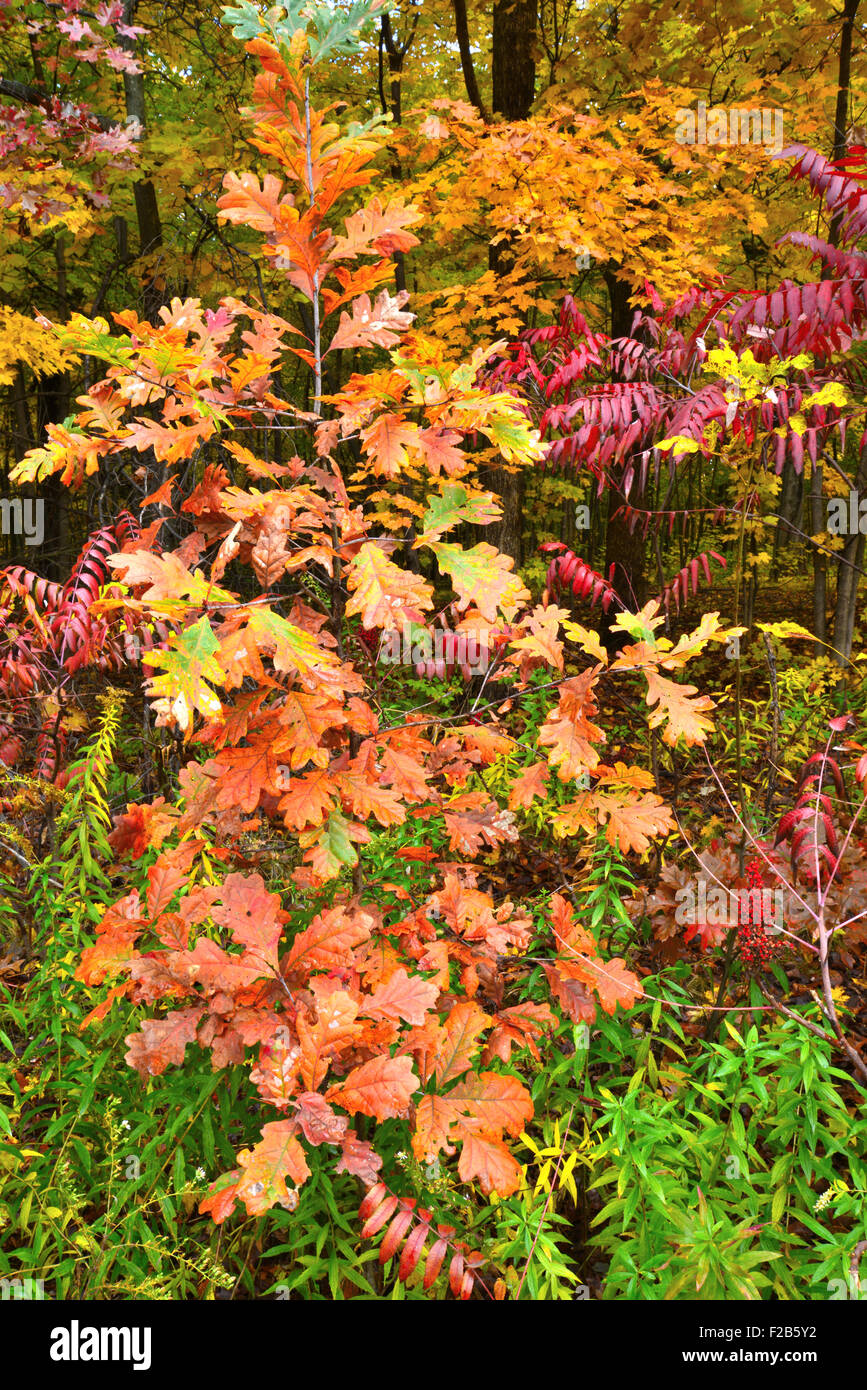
[832,447,867,665]
[10,364,33,463]
[829,0,860,247]
[36,371,70,580]
[379,10,419,295]
[122,0,164,323]
[603,269,645,626]
[452,0,490,120]
[825,0,861,659]
[483,0,536,564]
[810,461,828,654]
[771,456,802,577]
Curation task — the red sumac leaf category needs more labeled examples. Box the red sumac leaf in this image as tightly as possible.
[360,1192,399,1238]
[380,1203,416,1264]
[423,1236,450,1290]
[449,1250,465,1298]
[359,1181,388,1222]
[398,1217,430,1283]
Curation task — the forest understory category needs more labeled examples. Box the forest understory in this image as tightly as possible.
[1,0,867,1317]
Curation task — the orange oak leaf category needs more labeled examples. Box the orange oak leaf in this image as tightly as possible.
[179,937,270,993]
[108,549,230,604]
[549,892,597,956]
[378,745,430,800]
[551,792,595,839]
[329,289,414,351]
[543,962,597,1024]
[335,1131,383,1184]
[415,427,466,477]
[293,1092,349,1146]
[576,954,643,1015]
[200,1119,310,1223]
[211,873,285,972]
[78,931,141,987]
[325,1054,417,1120]
[212,740,282,813]
[538,669,605,779]
[145,859,189,920]
[481,1002,557,1064]
[278,768,338,830]
[329,197,422,260]
[79,983,132,1031]
[108,800,177,859]
[644,667,716,747]
[283,903,375,975]
[594,790,676,854]
[455,1129,523,1197]
[359,414,421,479]
[443,795,518,856]
[297,991,362,1090]
[507,761,550,810]
[428,542,530,623]
[363,968,439,1027]
[125,1006,204,1076]
[435,1000,491,1087]
[448,1070,534,1138]
[592,761,657,790]
[277,691,346,768]
[506,604,565,677]
[217,170,288,232]
[345,542,433,630]
[412,1091,462,1162]
[250,1025,302,1108]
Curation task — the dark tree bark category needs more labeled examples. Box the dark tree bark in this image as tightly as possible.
[492,0,537,120]
[810,461,828,656]
[829,0,860,247]
[602,269,645,630]
[483,0,537,564]
[832,448,867,666]
[826,0,861,659]
[452,0,490,120]
[378,8,420,294]
[122,0,164,324]
[35,371,71,581]
[770,456,802,577]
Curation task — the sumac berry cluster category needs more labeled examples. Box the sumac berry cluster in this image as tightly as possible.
[737,857,777,968]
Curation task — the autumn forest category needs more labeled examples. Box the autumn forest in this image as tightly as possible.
[2,0,867,1321]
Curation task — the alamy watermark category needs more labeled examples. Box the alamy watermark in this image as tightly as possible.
[50,1320,152,1370]
[675,881,786,932]
[675,102,784,155]
[378,624,489,676]
[0,497,43,546]
[828,490,867,535]
[1,1276,45,1299]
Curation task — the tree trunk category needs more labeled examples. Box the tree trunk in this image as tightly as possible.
[122,0,164,323]
[484,0,536,564]
[813,1,859,647]
[492,0,537,119]
[829,0,860,247]
[770,456,802,578]
[36,371,70,580]
[379,11,419,295]
[810,461,828,654]
[832,446,867,666]
[452,0,490,120]
[603,269,645,626]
